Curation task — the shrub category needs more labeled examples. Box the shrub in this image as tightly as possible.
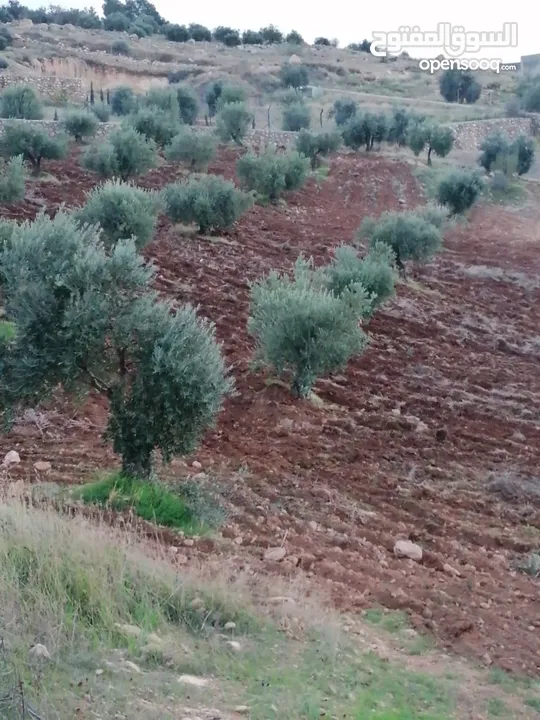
[331,99,357,127]
[0,86,43,120]
[407,122,454,164]
[357,210,443,270]
[342,112,388,151]
[63,110,98,142]
[215,102,252,144]
[242,29,263,44]
[189,23,212,42]
[437,168,483,215]
[140,87,180,121]
[478,131,509,173]
[111,39,130,56]
[0,56,8,69]
[323,243,397,316]
[92,102,111,122]
[523,83,540,112]
[314,37,331,46]
[0,123,67,175]
[111,86,137,116]
[439,69,481,103]
[127,108,181,147]
[285,30,304,45]
[236,150,309,202]
[260,25,283,44]
[77,180,159,250]
[0,25,12,49]
[280,63,309,91]
[295,129,341,169]
[104,11,130,31]
[176,85,199,125]
[206,81,223,117]
[162,175,253,233]
[216,85,246,111]
[505,97,522,117]
[0,155,25,203]
[0,211,232,479]
[213,26,241,46]
[164,127,217,170]
[82,126,157,180]
[248,255,369,398]
[282,103,311,131]
[512,135,535,176]
[387,108,418,147]
[165,23,190,42]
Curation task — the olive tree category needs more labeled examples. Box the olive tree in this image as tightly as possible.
[331,99,357,127]
[0,86,43,120]
[0,211,232,480]
[282,103,311,131]
[513,135,535,176]
[295,129,341,169]
[127,108,181,147]
[215,102,252,144]
[0,155,25,203]
[437,169,483,215]
[407,122,454,165]
[82,126,157,180]
[0,123,68,175]
[236,150,310,202]
[63,110,98,142]
[478,131,509,172]
[164,127,217,170]
[279,63,309,92]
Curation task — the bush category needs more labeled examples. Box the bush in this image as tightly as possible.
[439,69,481,103]
[242,29,263,44]
[63,110,98,142]
[280,63,309,91]
[216,85,247,111]
[140,87,180,121]
[162,175,253,233]
[104,11,130,31]
[165,23,190,42]
[176,85,199,125]
[387,108,418,147]
[111,39,130,56]
[0,86,44,120]
[82,126,157,180]
[513,135,535,176]
[213,26,241,46]
[323,243,397,316]
[260,25,283,44]
[282,103,311,131]
[0,211,232,479]
[285,30,304,45]
[164,127,217,170]
[248,255,369,397]
[189,23,212,41]
[0,155,25,203]
[342,112,388,151]
[314,37,331,46]
[0,25,12,49]
[523,83,540,112]
[295,129,341,168]
[236,150,309,202]
[206,81,223,117]
[331,99,357,127]
[216,102,252,144]
[92,102,111,122]
[127,108,181,147]
[77,179,159,250]
[407,122,454,164]
[111,86,137,116]
[478,131,509,173]
[357,210,443,270]
[0,123,67,175]
[0,56,8,69]
[437,168,483,215]
[505,97,522,117]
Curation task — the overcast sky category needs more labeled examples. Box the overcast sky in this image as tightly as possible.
[23,0,534,61]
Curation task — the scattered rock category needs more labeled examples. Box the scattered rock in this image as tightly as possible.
[29,644,51,661]
[95,668,104,676]
[443,563,461,577]
[307,520,318,531]
[268,596,296,605]
[123,660,142,673]
[233,536,243,545]
[224,621,236,630]
[264,547,286,562]
[226,640,241,652]
[114,623,142,638]
[415,421,429,434]
[190,597,205,610]
[394,540,423,562]
[234,706,250,715]
[3,450,20,467]
[398,198,406,205]
[183,538,195,547]
[33,460,52,472]
[288,53,301,64]
[191,460,202,470]
[175,553,189,565]
[178,674,210,687]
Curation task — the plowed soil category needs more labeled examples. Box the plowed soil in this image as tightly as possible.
[2,147,540,676]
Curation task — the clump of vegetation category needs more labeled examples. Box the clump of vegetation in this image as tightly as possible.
[437,169,483,215]
[206,81,223,118]
[331,99,357,127]
[0,56,8,69]
[512,135,535,176]
[82,126,157,180]
[236,150,310,203]
[92,102,111,122]
[407,122,454,165]
[478,131,509,173]
[216,85,247,111]
[77,180,159,250]
[63,110,98,142]
[341,112,388,151]
[0,155,25,203]
[176,84,199,125]
[111,39,130,55]
[0,211,233,479]
[165,22,189,42]
[439,68,481,103]
[0,85,44,120]
[215,102,252,144]
[164,127,217,170]
[358,209,443,272]
[0,123,68,175]
[140,86,180,121]
[387,108,421,147]
[248,255,369,398]
[478,131,535,178]
[162,175,253,233]
[282,103,311,131]
[111,85,138,116]
[323,243,397,317]
[295,129,341,169]
[127,107,181,147]
[279,63,309,92]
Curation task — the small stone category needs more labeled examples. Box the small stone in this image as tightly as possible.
[183,538,195,547]
[191,460,202,469]
[234,707,250,715]
[415,421,429,434]
[178,674,209,687]
[123,660,141,673]
[264,547,286,562]
[226,640,241,652]
[233,536,243,545]
[190,597,205,609]
[307,520,318,531]
[398,198,406,205]
[95,668,104,676]
[443,563,461,577]
[175,553,188,565]
[224,621,236,630]
[394,540,423,562]
[114,623,142,638]
[33,460,52,472]
[268,596,296,605]
[483,652,492,666]
[29,644,51,661]
[3,450,20,467]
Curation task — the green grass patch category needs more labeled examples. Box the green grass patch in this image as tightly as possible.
[483,177,527,206]
[412,165,448,201]
[364,607,410,633]
[487,697,509,717]
[0,319,16,341]
[76,472,206,533]
[525,697,540,712]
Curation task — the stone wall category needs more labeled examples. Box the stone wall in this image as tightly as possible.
[0,75,87,104]
[451,117,535,151]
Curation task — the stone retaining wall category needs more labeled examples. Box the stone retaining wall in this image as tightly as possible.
[451,117,536,150]
[0,76,87,104]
